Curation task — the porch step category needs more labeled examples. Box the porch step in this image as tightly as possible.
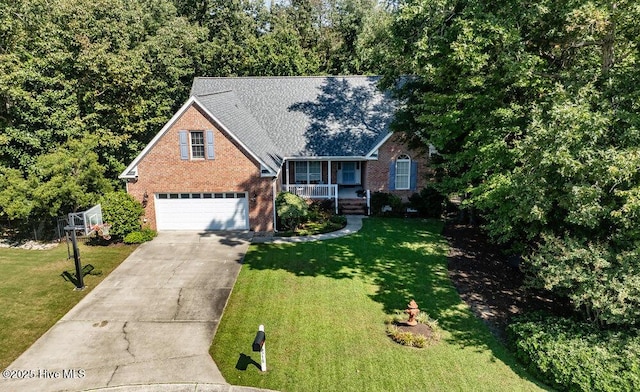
[339,199,368,215]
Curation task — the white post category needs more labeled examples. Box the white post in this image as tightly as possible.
[259,324,267,372]
[285,160,289,188]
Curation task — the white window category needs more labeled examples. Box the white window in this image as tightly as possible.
[190,131,205,159]
[179,130,213,160]
[309,161,321,183]
[395,154,411,190]
[295,161,322,184]
[295,162,307,183]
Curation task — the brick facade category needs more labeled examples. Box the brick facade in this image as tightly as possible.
[278,133,432,202]
[365,133,432,201]
[126,104,274,231]
[126,104,430,232]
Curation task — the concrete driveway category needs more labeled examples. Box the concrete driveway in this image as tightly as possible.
[1,231,251,392]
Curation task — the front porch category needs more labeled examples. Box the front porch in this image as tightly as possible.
[282,183,369,215]
[281,184,365,198]
[281,159,371,214]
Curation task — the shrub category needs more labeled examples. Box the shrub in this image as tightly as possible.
[307,200,332,222]
[508,313,640,392]
[329,215,347,226]
[276,192,309,230]
[123,228,157,244]
[370,192,403,216]
[409,186,445,218]
[99,191,144,240]
[310,199,334,214]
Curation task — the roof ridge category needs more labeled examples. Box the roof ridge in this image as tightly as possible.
[194,89,233,97]
[193,75,379,81]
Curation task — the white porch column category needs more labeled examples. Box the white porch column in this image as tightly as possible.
[328,160,332,191]
[328,160,338,213]
[285,160,289,188]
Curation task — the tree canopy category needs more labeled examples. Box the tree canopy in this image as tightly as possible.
[0,0,387,228]
[4,0,635,328]
[383,0,640,326]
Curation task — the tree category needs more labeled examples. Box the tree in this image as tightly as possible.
[384,0,640,326]
[0,165,34,221]
[30,135,113,218]
[0,0,205,177]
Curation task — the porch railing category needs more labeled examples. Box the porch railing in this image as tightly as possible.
[284,184,338,199]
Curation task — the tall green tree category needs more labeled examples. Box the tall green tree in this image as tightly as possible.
[173,0,387,76]
[0,0,205,177]
[384,0,640,326]
[30,135,113,218]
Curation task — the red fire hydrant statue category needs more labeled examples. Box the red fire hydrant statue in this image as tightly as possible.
[405,300,419,326]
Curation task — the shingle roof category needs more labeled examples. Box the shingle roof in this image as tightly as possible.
[190,76,396,170]
[195,90,284,171]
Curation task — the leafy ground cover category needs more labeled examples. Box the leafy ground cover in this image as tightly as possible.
[211,217,547,391]
[508,313,640,391]
[0,242,137,369]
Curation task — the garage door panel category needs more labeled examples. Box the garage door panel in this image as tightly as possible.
[155,195,249,231]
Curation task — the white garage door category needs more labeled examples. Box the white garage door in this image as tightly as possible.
[155,192,249,231]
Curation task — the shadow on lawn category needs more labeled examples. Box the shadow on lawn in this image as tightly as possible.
[236,353,261,371]
[244,217,538,382]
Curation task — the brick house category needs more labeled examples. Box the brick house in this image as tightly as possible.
[119,76,433,232]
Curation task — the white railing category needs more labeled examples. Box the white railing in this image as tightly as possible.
[284,184,338,199]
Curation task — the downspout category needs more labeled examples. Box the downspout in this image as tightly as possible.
[272,177,278,232]
[285,159,289,190]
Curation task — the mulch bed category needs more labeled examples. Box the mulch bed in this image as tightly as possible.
[444,223,572,342]
[394,322,434,339]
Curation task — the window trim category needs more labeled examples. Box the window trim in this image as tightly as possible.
[156,192,247,199]
[190,131,205,159]
[395,154,411,190]
[294,161,322,184]
[180,129,214,160]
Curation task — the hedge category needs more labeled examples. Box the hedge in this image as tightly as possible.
[508,313,640,391]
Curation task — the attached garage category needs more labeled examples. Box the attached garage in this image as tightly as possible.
[154,192,249,231]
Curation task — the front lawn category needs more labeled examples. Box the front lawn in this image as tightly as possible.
[211,218,547,391]
[0,242,137,369]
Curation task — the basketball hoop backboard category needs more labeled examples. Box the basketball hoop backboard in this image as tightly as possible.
[67,204,103,236]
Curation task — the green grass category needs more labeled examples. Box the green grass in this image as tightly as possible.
[212,218,548,391]
[0,241,137,369]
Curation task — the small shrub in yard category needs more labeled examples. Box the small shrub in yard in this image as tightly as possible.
[409,186,446,218]
[307,200,333,222]
[508,312,640,392]
[123,228,157,244]
[100,191,144,240]
[371,192,403,216]
[276,192,309,230]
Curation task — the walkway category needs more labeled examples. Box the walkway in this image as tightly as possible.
[251,215,364,244]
